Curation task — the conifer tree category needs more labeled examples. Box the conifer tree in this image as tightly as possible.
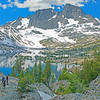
[34,62,38,82]
[11,66,16,77]
[38,61,42,82]
[42,60,51,87]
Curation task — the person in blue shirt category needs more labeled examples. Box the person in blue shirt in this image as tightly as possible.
[2,76,6,88]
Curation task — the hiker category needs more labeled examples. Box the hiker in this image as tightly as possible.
[2,76,6,88]
[6,76,8,85]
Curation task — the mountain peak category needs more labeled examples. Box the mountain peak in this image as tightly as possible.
[0,4,100,48]
[63,4,86,19]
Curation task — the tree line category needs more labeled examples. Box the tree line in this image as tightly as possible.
[57,49,100,95]
[11,58,55,92]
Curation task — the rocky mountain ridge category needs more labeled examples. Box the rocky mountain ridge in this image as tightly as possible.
[0,4,100,49]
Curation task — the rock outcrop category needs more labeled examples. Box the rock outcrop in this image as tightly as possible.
[84,76,100,97]
[28,83,54,97]
[50,93,99,100]
[50,76,100,100]
[0,74,42,100]
[52,80,70,92]
[0,73,100,100]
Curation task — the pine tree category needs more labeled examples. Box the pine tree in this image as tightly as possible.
[38,61,42,82]
[19,70,24,79]
[11,66,16,77]
[13,56,24,75]
[50,72,55,84]
[42,60,51,87]
[30,67,35,83]
[34,62,38,82]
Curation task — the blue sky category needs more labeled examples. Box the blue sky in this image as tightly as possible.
[0,0,100,26]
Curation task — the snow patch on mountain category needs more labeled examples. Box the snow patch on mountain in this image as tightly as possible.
[58,22,63,28]
[34,27,76,43]
[17,18,29,29]
[17,26,76,48]
[57,19,100,36]
[48,14,57,21]
[68,19,79,25]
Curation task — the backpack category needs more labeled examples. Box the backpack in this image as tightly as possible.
[2,77,6,83]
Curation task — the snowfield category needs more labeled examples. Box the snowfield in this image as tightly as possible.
[0,16,100,48]
[68,19,79,25]
[16,24,76,48]
[17,18,29,29]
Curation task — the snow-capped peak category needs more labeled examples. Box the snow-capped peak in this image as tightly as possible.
[95,18,100,23]
[17,18,29,29]
[0,4,100,49]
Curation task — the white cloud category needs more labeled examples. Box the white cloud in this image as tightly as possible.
[14,0,88,11]
[0,3,7,9]
[0,0,12,9]
[14,0,52,11]
[8,0,11,2]
[13,0,94,11]
[0,0,95,11]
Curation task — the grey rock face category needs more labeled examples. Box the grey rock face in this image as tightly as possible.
[28,4,84,29]
[29,83,54,97]
[5,3,90,30]
[50,76,100,100]
[29,8,57,29]
[27,4,99,29]
[50,93,99,100]
[52,80,70,92]
[22,92,42,100]
[84,76,100,97]
[62,4,86,19]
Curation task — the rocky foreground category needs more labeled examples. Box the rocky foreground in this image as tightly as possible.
[50,76,100,100]
[0,73,20,100]
[0,72,100,100]
[0,72,54,100]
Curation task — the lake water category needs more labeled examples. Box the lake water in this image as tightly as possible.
[0,51,66,79]
[0,67,12,76]
[0,63,64,80]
